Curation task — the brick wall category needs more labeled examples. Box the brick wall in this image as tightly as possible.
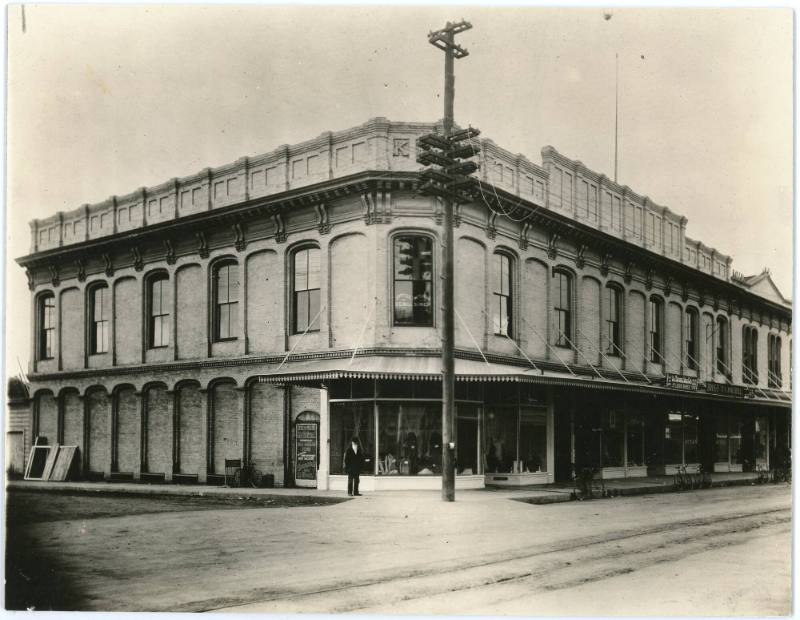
[88,389,111,473]
[245,250,282,354]
[60,287,83,370]
[145,385,172,475]
[176,265,205,359]
[116,387,139,473]
[249,383,284,485]
[177,383,203,474]
[114,278,141,365]
[62,392,84,465]
[626,291,646,371]
[212,382,242,473]
[579,276,600,365]
[523,259,548,358]
[455,237,486,349]
[331,233,371,349]
[35,392,58,443]
[665,302,682,374]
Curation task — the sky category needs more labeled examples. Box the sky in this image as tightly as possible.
[4,5,793,377]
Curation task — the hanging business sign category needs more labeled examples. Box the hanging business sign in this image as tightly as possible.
[294,422,318,486]
[704,382,750,398]
[665,373,699,391]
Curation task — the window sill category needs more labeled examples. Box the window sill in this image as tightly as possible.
[291,330,320,336]
[213,338,238,343]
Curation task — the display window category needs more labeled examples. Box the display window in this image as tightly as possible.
[626,412,645,467]
[484,404,547,474]
[754,416,769,465]
[664,410,698,465]
[377,403,441,475]
[602,411,625,467]
[519,407,547,472]
[329,402,374,475]
[456,404,480,475]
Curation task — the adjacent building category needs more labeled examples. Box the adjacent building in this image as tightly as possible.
[11,117,791,490]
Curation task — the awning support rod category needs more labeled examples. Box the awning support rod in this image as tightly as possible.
[455,308,492,370]
[556,330,605,380]
[715,356,780,402]
[576,327,631,384]
[600,332,652,384]
[275,303,327,372]
[479,308,542,374]
[349,296,378,367]
[522,318,578,377]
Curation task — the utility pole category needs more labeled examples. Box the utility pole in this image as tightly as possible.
[417,21,479,501]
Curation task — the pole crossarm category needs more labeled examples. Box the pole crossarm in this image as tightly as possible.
[428,20,473,56]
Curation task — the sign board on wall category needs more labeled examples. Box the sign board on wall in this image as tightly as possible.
[295,422,318,487]
[665,373,699,391]
[704,382,752,398]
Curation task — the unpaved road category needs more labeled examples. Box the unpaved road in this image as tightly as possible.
[7,484,791,614]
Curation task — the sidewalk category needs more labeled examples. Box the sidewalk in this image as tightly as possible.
[6,471,763,504]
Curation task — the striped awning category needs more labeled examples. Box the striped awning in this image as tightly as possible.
[254,354,791,408]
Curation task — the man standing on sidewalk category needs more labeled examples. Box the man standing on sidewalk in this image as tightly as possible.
[345,437,364,496]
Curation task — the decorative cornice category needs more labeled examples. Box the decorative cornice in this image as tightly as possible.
[547,232,560,260]
[75,259,86,282]
[574,243,587,269]
[103,253,114,277]
[195,231,209,258]
[624,261,634,284]
[131,246,144,272]
[600,253,611,277]
[49,265,60,288]
[163,239,176,265]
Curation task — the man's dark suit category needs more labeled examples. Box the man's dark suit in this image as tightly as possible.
[344,443,364,496]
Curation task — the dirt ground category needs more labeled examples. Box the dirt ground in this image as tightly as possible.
[4,484,791,614]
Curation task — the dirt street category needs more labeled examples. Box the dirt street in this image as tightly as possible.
[6,484,791,614]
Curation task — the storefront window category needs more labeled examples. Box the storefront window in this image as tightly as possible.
[519,407,547,472]
[715,415,729,463]
[730,415,743,465]
[329,402,374,475]
[377,403,441,475]
[626,412,644,466]
[683,414,699,463]
[602,411,624,467]
[456,404,480,475]
[664,412,683,464]
[485,406,517,473]
[755,416,769,465]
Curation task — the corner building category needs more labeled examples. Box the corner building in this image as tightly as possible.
[14,118,791,490]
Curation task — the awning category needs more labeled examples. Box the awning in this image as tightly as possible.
[255,354,790,408]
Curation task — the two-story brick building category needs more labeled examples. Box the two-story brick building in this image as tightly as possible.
[12,117,791,490]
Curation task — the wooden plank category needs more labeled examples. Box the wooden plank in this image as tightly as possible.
[49,446,78,481]
[41,444,60,480]
[24,445,51,480]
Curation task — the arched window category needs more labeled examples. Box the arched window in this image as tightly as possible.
[715,316,728,375]
[89,283,109,354]
[213,261,239,341]
[768,334,782,388]
[37,293,55,360]
[492,252,512,337]
[148,274,170,348]
[605,285,622,355]
[684,308,698,370]
[742,325,759,384]
[649,296,664,363]
[552,270,572,347]
[393,235,433,327]
[292,247,321,333]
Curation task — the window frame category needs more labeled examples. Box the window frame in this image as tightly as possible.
[392,234,435,328]
[742,325,759,385]
[492,252,513,337]
[684,308,698,370]
[605,284,622,356]
[37,293,56,360]
[649,296,664,364]
[147,273,170,349]
[89,283,110,355]
[552,269,573,348]
[213,260,240,342]
[768,333,782,388]
[291,246,322,334]
[715,316,729,376]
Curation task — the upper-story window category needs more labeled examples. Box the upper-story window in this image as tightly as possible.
[768,334,782,388]
[492,253,512,337]
[715,316,729,375]
[393,235,433,327]
[742,325,759,384]
[605,284,622,355]
[148,274,170,348]
[38,293,55,360]
[292,247,321,333]
[685,308,698,370]
[553,270,572,347]
[649,296,664,364]
[90,284,109,354]
[213,261,239,341]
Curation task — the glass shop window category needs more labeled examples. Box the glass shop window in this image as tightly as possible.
[519,407,548,473]
[602,410,625,468]
[626,412,645,467]
[664,412,683,464]
[729,415,743,465]
[754,416,768,465]
[329,402,374,475]
[377,403,441,475]
[484,406,517,474]
[683,414,699,463]
[456,404,480,475]
[715,415,729,463]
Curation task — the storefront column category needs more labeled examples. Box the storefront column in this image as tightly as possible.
[318,383,330,490]
[547,396,555,481]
